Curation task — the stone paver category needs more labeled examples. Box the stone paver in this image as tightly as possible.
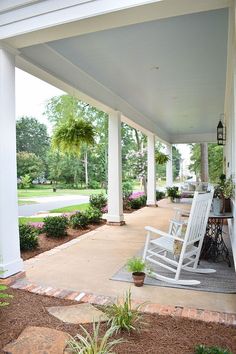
[47,303,108,324]
[3,326,69,354]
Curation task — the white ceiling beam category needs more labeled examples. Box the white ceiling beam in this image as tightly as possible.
[2,0,230,48]
[170,133,217,144]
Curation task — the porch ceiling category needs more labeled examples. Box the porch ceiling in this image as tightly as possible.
[18,8,228,143]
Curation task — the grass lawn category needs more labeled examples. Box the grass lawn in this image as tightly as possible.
[49,203,89,213]
[18,185,106,198]
[18,200,37,206]
[19,217,45,225]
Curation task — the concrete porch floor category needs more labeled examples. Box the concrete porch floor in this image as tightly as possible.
[24,199,236,314]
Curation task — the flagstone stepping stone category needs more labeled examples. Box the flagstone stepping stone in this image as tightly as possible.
[3,326,69,354]
[46,303,108,324]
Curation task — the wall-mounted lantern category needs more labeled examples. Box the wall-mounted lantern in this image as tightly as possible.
[217,114,226,146]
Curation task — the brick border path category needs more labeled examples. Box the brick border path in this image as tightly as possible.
[10,277,236,326]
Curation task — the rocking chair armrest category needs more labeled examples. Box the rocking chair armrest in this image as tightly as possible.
[145,226,184,242]
[169,219,188,226]
[173,207,190,216]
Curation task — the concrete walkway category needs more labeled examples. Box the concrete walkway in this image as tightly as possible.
[23,200,236,314]
[18,195,89,216]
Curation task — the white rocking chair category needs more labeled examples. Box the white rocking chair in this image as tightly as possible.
[143,191,215,286]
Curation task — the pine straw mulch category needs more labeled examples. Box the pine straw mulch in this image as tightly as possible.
[21,221,106,261]
[0,288,236,354]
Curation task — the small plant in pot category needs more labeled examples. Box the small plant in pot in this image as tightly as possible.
[126,257,147,287]
[166,186,179,202]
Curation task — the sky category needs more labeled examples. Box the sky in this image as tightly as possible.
[15,68,191,173]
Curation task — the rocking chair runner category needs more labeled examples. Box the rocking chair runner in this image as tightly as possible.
[142,191,215,286]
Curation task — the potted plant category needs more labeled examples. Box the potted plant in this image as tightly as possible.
[166,186,179,202]
[126,257,147,287]
[213,175,234,214]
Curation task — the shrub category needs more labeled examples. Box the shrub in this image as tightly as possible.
[156,190,165,201]
[195,345,232,354]
[105,289,144,333]
[85,206,102,224]
[70,212,89,229]
[88,180,100,189]
[67,321,123,354]
[43,216,68,237]
[19,224,39,250]
[122,180,133,199]
[89,193,107,211]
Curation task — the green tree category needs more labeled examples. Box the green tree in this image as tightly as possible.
[189,143,223,182]
[21,174,32,190]
[16,116,49,158]
[17,152,45,180]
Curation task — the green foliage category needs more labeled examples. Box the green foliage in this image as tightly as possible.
[189,144,223,183]
[105,289,144,333]
[166,186,179,200]
[155,150,169,164]
[89,194,107,211]
[17,152,45,180]
[122,181,133,199]
[88,180,101,189]
[0,271,13,307]
[129,195,147,209]
[19,224,39,251]
[21,174,32,190]
[85,207,102,224]
[126,257,146,273]
[67,321,122,354]
[156,190,165,201]
[195,345,232,354]
[70,212,89,229]
[16,116,49,158]
[52,116,95,156]
[43,216,68,237]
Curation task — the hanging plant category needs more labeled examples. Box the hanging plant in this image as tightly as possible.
[52,115,95,155]
[155,151,169,164]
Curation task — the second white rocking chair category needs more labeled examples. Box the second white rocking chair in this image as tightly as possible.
[143,191,215,286]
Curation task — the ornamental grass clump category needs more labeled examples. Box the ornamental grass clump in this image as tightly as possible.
[67,321,123,354]
[43,216,68,238]
[105,289,144,333]
[0,271,13,307]
[195,345,232,354]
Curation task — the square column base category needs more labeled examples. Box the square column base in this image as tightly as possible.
[0,271,26,285]
[0,258,24,279]
[107,220,126,226]
[146,203,158,207]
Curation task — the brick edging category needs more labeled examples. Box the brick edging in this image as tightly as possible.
[10,278,236,326]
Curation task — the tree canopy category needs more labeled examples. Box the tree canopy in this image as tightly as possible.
[189,143,223,182]
[16,116,49,158]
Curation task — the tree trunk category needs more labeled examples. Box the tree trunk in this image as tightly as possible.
[84,150,88,188]
[200,143,209,182]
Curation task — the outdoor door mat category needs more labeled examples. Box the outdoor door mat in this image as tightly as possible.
[111,256,236,293]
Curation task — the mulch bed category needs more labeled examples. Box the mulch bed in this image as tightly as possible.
[0,288,235,354]
[21,222,106,260]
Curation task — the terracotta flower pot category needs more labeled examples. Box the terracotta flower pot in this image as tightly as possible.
[132,272,145,287]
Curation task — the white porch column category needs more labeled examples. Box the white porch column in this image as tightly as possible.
[166,144,173,186]
[146,134,156,206]
[0,46,23,278]
[106,111,124,225]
